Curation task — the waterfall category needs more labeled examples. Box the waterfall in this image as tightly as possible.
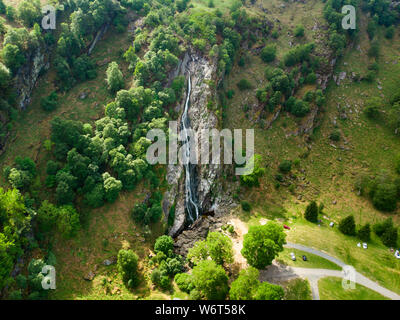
[181,72,200,224]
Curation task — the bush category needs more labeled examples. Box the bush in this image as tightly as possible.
[241,201,251,212]
[329,130,341,142]
[368,42,380,59]
[291,100,310,117]
[8,290,22,300]
[304,201,318,223]
[279,160,292,174]
[373,218,394,237]
[260,45,276,63]
[229,267,260,300]
[255,282,284,300]
[385,26,395,39]
[117,249,139,285]
[191,260,229,300]
[237,79,252,91]
[174,273,194,293]
[357,223,371,242]
[294,25,305,37]
[373,218,398,247]
[154,235,174,256]
[364,97,382,119]
[338,215,356,236]
[372,183,397,212]
[41,92,58,112]
[381,227,398,248]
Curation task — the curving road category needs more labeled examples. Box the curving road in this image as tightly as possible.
[265,242,400,300]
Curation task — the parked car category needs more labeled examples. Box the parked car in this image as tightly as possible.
[362,243,368,249]
[284,225,291,230]
[395,250,400,259]
[290,252,296,261]
[302,255,307,261]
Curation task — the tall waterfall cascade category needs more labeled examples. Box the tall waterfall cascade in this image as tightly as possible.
[180,72,200,224]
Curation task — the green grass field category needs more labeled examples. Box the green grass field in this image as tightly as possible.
[318,277,389,300]
[276,248,342,270]
[283,278,313,300]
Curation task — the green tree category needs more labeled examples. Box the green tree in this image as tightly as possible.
[37,200,59,234]
[0,62,10,89]
[260,45,276,63]
[187,232,233,266]
[294,25,305,37]
[279,160,292,174]
[174,273,194,293]
[338,215,356,236]
[206,232,234,266]
[304,201,319,223]
[372,183,397,212]
[154,235,174,256]
[191,260,229,300]
[240,154,265,187]
[17,0,41,27]
[117,249,139,285]
[254,282,284,300]
[241,222,286,269]
[106,61,124,93]
[357,223,371,242]
[229,267,260,300]
[56,205,80,238]
[2,43,26,73]
[103,172,122,203]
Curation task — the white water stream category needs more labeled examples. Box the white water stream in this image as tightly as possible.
[181,73,200,224]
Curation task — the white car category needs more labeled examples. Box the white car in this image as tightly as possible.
[290,252,296,261]
[395,250,400,259]
[357,243,361,248]
[362,243,368,249]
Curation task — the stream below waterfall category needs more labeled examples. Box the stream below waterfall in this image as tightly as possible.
[181,72,200,224]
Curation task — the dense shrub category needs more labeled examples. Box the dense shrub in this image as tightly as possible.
[117,249,139,286]
[373,218,398,247]
[154,235,174,256]
[41,92,58,112]
[304,201,318,223]
[357,223,371,242]
[279,160,292,174]
[237,79,252,91]
[191,260,229,300]
[339,215,356,236]
[174,273,194,293]
[241,201,251,212]
[260,45,276,63]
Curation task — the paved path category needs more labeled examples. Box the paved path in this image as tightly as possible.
[261,242,400,300]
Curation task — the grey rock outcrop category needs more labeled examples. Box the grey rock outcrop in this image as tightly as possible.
[15,46,49,110]
[164,52,235,239]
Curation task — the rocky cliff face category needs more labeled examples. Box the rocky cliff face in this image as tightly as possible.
[163,52,236,240]
[15,45,49,110]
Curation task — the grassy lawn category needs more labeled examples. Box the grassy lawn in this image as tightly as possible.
[283,278,312,300]
[285,219,400,294]
[318,277,389,300]
[276,248,342,271]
